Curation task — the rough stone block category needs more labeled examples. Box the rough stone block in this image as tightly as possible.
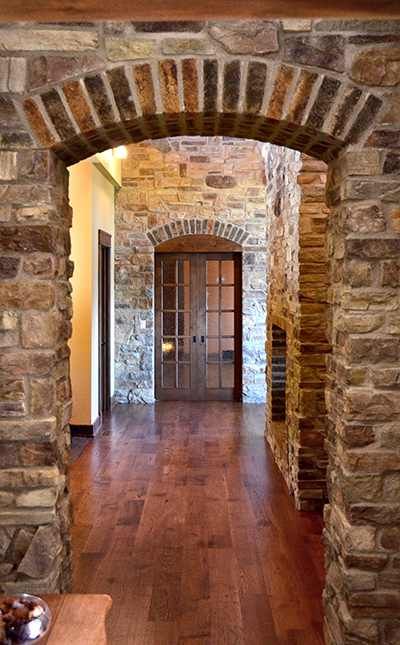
[23,98,55,147]
[0,29,98,52]
[0,257,20,279]
[106,67,137,122]
[0,283,55,311]
[16,489,57,508]
[209,21,278,55]
[134,21,204,33]
[351,47,400,86]
[283,35,345,72]
[84,74,115,126]
[0,151,17,181]
[182,59,199,113]
[161,38,214,55]
[133,64,156,115]
[159,60,179,113]
[18,524,62,579]
[105,38,156,61]
[245,61,267,114]
[342,204,386,234]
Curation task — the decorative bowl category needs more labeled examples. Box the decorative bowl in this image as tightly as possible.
[0,594,51,644]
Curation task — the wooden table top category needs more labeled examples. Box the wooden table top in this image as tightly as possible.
[43,594,112,644]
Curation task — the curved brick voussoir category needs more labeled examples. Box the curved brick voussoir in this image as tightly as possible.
[147,218,249,247]
[14,56,383,166]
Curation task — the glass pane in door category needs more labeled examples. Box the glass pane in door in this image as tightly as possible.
[205,258,236,391]
[160,257,191,391]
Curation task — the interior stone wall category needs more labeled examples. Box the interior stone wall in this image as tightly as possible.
[114,136,268,403]
[264,144,303,483]
[264,144,330,511]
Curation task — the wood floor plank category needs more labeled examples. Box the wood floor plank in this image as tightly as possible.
[71,402,324,644]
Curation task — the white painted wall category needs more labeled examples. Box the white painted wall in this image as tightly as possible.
[69,154,120,426]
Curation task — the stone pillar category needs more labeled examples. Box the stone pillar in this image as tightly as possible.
[0,149,72,593]
[324,148,400,644]
[294,155,330,511]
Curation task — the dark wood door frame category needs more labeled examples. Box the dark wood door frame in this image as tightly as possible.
[98,230,112,415]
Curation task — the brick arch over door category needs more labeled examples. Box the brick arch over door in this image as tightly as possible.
[1,20,400,645]
[147,218,249,247]
[16,56,383,165]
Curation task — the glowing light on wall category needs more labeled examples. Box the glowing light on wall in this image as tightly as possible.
[114,146,128,159]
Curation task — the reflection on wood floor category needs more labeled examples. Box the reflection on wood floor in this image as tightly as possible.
[71,402,324,644]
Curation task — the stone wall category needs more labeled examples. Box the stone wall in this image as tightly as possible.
[324,148,400,645]
[0,150,72,593]
[264,144,303,487]
[264,144,330,511]
[115,136,268,403]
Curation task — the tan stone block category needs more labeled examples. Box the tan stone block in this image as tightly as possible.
[344,260,372,288]
[8,58,26,92]
[0,283,55,311]
[16,488,57,508]
[106,38,156,61]
[209,20,278,55]
[340,288,398,311]
[0,466,60,490]
[351,47,400,86]
[0,492,14,507]
[342,203,386,234]
[15,206,52,223]
[0,509,56,526]
[346,337,400,364]
[0,29,98,52]
[282,19,312,31]
[342,150,382,176]
[336,313,384,334]
[0,312,18,332]
[0,350,55,377]
[23,254,55,277]
[345,389,400,421]
[0,205,11,222]
[372,368,400,389]
[0,151,17,181]
[0,418,56,442]
[30,378,56,417]
[21,311,59,349]
[162,38,215,55]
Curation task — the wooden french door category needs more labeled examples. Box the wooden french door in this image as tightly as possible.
[155,252,242,401]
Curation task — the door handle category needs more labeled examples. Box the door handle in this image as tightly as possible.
[193,336,197,343]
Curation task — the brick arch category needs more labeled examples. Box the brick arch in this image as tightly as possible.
[17,57,383,165]
[146,218,249,247]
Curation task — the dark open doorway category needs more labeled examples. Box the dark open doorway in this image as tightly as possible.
[98,230,112,415]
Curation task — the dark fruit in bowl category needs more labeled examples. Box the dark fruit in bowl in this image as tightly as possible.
[0,595,51,644]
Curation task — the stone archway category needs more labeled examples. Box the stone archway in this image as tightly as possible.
[0,20,399,645]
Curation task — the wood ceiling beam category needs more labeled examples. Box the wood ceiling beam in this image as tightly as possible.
[0,0,399,22]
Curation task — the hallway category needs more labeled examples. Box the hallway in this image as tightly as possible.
[70,403,324,644]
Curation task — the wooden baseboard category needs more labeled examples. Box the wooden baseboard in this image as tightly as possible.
[70,415,102,438]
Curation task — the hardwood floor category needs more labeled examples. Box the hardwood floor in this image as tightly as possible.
[70,402,325,644]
